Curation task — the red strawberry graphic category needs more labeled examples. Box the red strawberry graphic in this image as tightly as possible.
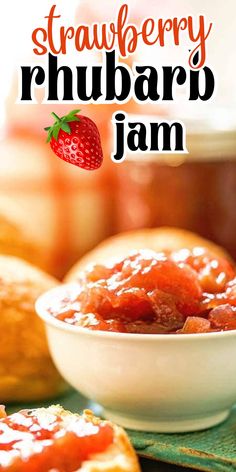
[45,110,103,170]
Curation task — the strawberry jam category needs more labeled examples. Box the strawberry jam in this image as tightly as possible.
[0,408,113,471]
[48,248,236,334]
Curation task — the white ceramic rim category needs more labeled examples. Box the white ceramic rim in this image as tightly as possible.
[35,285,236,342]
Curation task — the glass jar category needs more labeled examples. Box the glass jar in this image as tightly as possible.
[114,110,236,259]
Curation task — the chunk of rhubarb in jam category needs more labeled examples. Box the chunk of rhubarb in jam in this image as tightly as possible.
[172,247,235,293]
[208,304,236,331]
[179,317,211,334]
[80,250,202,319]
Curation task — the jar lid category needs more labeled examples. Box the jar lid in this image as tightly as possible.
[126,108,236,163]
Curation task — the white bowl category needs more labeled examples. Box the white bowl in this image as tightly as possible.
[36,285,236,433]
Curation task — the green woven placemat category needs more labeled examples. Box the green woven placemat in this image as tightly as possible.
[8,390,236,471]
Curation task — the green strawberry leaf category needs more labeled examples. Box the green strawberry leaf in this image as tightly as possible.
[46,129,53,143]
[45,109,81,142]
[53,124,60,141]
[65,117,80,122]
[61,122,71,133]
[51,112,61,122]
[66,109,80,116]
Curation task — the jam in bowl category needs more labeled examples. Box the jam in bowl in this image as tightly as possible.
[42,247,236,335]
[36,246,236,433]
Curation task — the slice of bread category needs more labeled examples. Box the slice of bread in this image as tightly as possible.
[0,405,140,472]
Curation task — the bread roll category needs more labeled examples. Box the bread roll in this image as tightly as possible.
[66,226,232,281]
[0,256,66,402]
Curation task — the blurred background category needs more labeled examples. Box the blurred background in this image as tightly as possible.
[0,0,235,278]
